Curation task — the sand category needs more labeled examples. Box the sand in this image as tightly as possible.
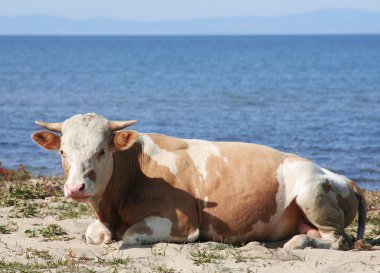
[0,178,379,272]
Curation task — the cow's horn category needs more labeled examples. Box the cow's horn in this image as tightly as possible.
[108,120,138,132]
[35,121,63,133]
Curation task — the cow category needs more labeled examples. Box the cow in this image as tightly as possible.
[31,113,366,250]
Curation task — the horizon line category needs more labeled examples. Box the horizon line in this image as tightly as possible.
[1,8,380,22]
[1,33,380,37]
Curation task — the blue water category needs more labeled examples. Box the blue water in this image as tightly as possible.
[0,35,379,190]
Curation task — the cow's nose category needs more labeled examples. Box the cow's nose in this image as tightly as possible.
[78,183,85,192]
[66,183,86,193]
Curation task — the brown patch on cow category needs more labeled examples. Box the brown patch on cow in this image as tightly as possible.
[32,131,61,150]
[271,200,302,240]
[198,143,289,242]
[96,143,142,234]
[86,170,97,182]
[169,209,197,239]
[148,134,189,152]
[322,179,332,193]
[113,130,138,151]
[96,141,200,241]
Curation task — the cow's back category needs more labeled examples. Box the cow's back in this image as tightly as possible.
[186,140,299,242]
[140,134,300,242]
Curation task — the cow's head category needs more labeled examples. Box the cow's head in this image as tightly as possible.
[32,113,138,201]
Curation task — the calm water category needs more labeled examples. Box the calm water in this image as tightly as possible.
[0,35,379,190]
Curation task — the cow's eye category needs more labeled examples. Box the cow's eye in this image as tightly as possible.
[98,149,105,157]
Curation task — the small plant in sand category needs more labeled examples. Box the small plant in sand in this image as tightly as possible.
[96,256,133,267]
[0,175,63,209]
[25,224,70,241]
[0,222,18,234]
[151,263,176,273]
[47,200,94,220]
[25,247,54,260]
[40,224,67,238]
[9,201,40,218]
[151,243,169,257]
[189,246,224,266]
[228,248,251,263]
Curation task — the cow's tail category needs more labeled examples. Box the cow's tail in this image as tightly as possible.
[351,182,366,240]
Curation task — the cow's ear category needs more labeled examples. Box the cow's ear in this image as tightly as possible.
[32,131,61,150]
[113,130,138,151]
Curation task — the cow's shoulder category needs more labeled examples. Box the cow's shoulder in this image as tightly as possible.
[142,133,189,152]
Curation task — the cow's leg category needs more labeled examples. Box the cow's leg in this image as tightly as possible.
[282,161,358,250]
[122,216,199,245]
[85,220,112,245]
[284,186,355,250]
[284,200,353,250]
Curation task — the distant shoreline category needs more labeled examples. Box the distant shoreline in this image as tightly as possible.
[1,9,380,35]
[1,33,380,37]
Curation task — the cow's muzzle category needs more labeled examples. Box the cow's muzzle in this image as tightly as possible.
[65,183,86,199]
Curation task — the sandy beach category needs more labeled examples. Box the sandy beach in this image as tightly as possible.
[0,177,379,272]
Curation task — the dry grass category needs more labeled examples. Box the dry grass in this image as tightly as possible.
[346,191,380,246]
[0,170,379,272]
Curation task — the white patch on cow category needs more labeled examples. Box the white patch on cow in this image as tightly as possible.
[185,139,221,181]
[320,167,350,198]
[138,134,178,175]
[123,216,174,245]
[204,196,209,208]
[275,163,293,208]
[277,159,321,204]
[187,228,200,242]
[281,160,352,202]
[145,216,173,240]
[256,159,327,239]
[273,158,352,227]
[85,220,112,245]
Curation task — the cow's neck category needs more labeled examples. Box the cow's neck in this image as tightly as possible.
[90,133,177,235]
[94,141,143,233]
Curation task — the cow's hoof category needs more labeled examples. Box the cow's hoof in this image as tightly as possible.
[283,234,311,250]
[85,220,112,245]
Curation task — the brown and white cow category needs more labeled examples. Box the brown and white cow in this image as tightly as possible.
[32,113,366,250]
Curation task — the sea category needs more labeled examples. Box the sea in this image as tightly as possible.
[0,35,379,190]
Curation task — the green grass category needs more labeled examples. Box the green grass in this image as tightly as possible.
[0,222,18,234]
[25,224,68,241]
[0,177,62,211]
[0,164,379,272]
[96,256,133,267]
[228,248,251,263]
[0,176,94,220]
[47,200,94,220]
[189,247,224,266]
[347,191,380,246]
[9,201,41,218]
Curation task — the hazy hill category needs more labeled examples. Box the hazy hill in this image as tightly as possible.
[0,9,379,35]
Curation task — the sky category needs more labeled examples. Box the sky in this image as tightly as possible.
[1,0,380,21]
